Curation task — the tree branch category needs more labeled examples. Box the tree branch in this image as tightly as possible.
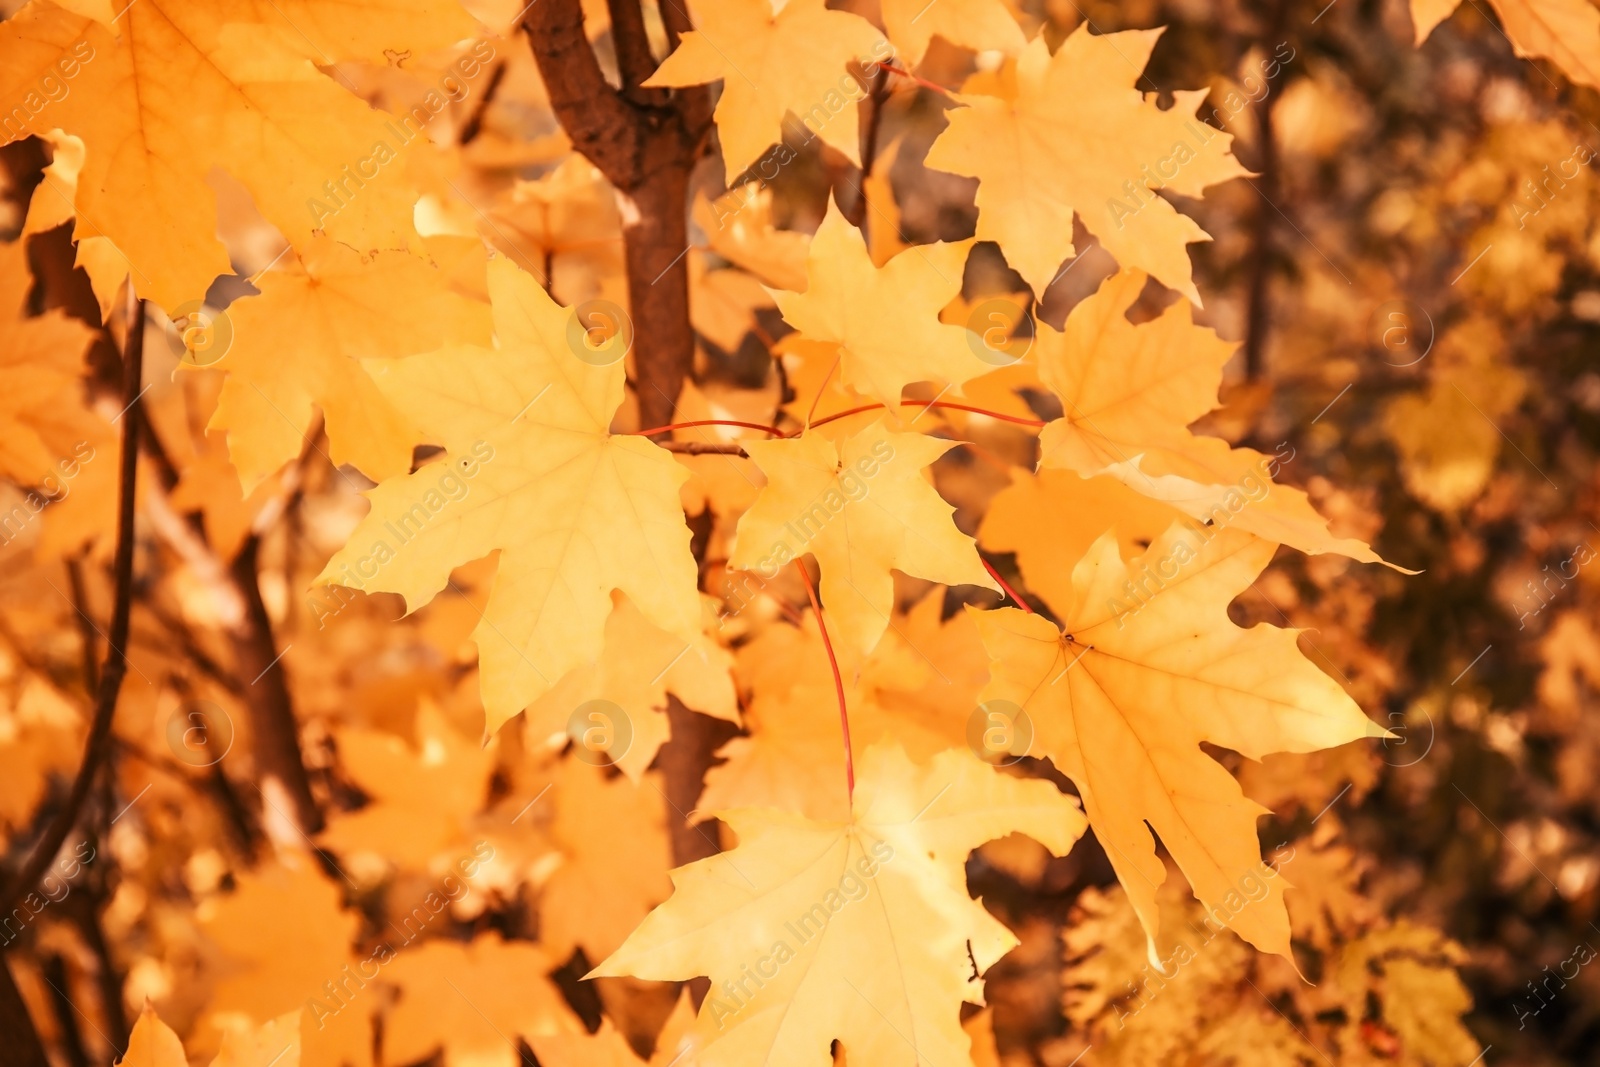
[0,290,141,922]
[842,65,889,229]
[657,440,751,455]
[522,0,642,185]
[606,0,660,94]
[1241,0,1291,382]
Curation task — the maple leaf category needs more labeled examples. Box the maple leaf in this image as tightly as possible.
[694,185,810,292]
[200,860,370,1067]
[1412,0,1600,88]
[644,0,887,178]
[692,251,776,353]
[315,256,702,736]
[879,0,1025,67]
[979,468,1184,610]
[592,745,1087,1066]
[485,156,627,306]
[0,241,104,486]
[0,0,476,312]
[731,421,997,655]
[381,934,582,1067]
[211,1012,303,1067]
[320,704,494,867]
[925,27,1249,301]
[209,237,491,494]
[538,757,674,962]
[20,131,128,320]
[121,1004,190,1067]
[1383,334,1526,513]
[122,1005,302,1067]
[525,592,738,780]
[703,600,979,821]
[533,990,697,1067]
[1035,269,1388,565]
[772,202,988,409]
[974,524,1384,962]
[1327,925,1479,1066]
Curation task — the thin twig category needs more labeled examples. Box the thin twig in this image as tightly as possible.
[633,418,787,438]
[658,440,752,455]
[457,60,506,145]
[809,399,1047,431]
[0,290,142,920]
[842,63,889,230]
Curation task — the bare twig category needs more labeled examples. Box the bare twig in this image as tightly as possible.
[0,290,142,920]
[842,64,889,230]
[457,60,507,146]
[657,440,752,456]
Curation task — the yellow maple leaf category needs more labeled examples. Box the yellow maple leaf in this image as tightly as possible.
[1413,0,1600,87]
[1035,269,1387,565]
[695,185,810,293]
[381,934,582,1067]
[211,1011,303,1067]
[1383,326,1526,513]
[209,237,491,494]
[773,201,987,410]
[122,1004,302,1067]
[0,0,476,312]
[21,131,128,320]
[525,592,738,780]
[532,989,697,1067]
[703,599,978,822]
[0,240,104,487]
[925,27,1248,301]
[200,860,369,1067]
[315,257,702,736]
[730,421,997,655]
[880,0,1025,67]
[592,745,1087,1066]
[644,0,887,178]
[319,704,494,868]
[974,524,1384,963]
[485,156,627,306]
[120,1004,189,1067]
[538,757,674,963]
[979,467,1184,610]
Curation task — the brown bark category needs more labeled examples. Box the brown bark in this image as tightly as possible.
[138,416,323,839]
[522,0,712,431]
[228,535,323,836]
[1241,0,1291,382]
[0,957,51,1067]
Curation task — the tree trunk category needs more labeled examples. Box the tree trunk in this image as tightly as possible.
[522,0,711,432]
[619,153,694,431]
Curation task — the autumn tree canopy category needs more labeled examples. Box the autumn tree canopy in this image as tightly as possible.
[1,0,1598,1064]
